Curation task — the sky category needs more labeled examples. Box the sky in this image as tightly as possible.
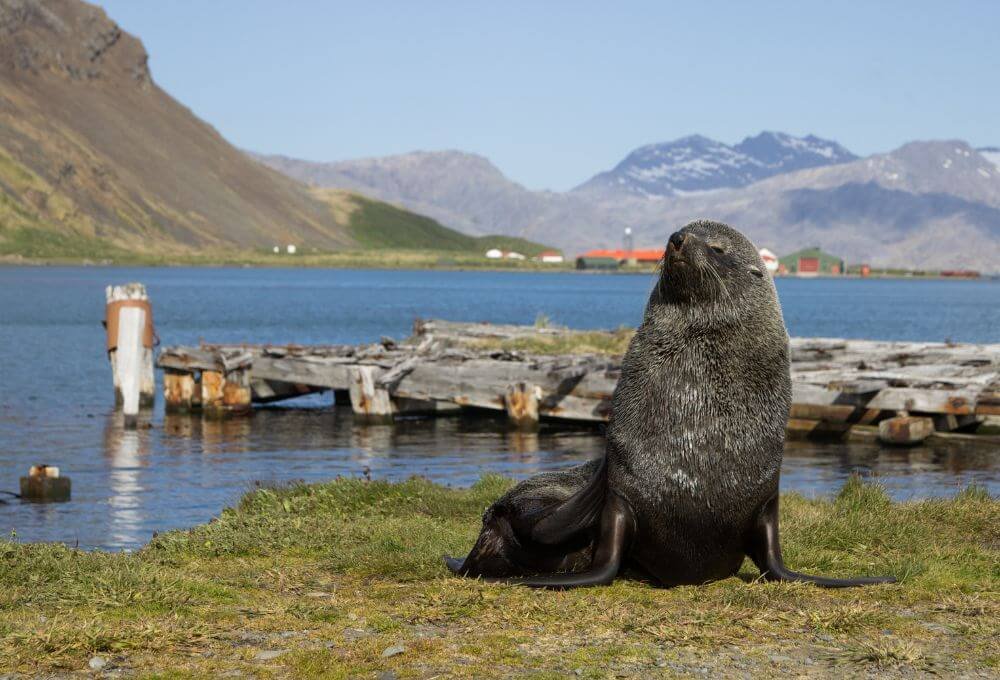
[96,1,1000,192]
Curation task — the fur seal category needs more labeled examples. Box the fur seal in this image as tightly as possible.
[446,220,895,589]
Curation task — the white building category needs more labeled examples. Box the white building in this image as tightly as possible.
[485,248,503,259]
[538,250,564,264]
[286,244,297,255]
[759,247,779,274]
[506,251,526,260]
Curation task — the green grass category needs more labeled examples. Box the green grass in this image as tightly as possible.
[346,193,553,257]
[0,225,132,260]
[1,475,996,676]
[468,327,636,355]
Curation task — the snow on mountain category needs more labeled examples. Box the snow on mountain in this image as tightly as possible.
[574,131,857,198]
[978,147,1000,172]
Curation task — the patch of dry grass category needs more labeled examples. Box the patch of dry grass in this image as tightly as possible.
[466,327,636,356]
[1,476,996,677]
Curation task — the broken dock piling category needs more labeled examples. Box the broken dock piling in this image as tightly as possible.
[155,319,1000,444]
[105,283,156,427]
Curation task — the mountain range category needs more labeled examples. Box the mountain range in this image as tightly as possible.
[258,137,1000,272]
[1,0,996,272]
[573,132,857,198]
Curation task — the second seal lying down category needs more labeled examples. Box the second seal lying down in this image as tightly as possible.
[446,220,896,588]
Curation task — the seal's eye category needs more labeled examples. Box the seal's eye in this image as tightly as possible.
[749,267,764,278]
[710,245,725,254]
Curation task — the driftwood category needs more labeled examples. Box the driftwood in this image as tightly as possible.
[156,320,1000,443]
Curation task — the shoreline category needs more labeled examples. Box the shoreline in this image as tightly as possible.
[0,256,995,280]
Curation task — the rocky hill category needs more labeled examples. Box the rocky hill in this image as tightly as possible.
[254,150,559,238]
[573,132,857,198]
[0,0,515,259]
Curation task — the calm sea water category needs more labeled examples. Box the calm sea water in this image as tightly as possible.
[1,266,998,550]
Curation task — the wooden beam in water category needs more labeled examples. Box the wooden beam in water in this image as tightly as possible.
[348,365,394,423]
[154,321,999,438]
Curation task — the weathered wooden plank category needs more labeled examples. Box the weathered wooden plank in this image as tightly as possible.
[866,387,980,415]
[250,378,326,404]
[348,365,394,422]
[539,393,611,422]
[879,416,934,445]
[250,355,354,389]
[154,322,1000,435]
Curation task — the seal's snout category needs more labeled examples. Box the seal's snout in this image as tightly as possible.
[668,231,687,252]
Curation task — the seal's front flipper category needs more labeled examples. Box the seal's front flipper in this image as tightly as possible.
[492,489,634,589]
[747,495,896,588]
[513,456,608,546]
[444,556,465,574]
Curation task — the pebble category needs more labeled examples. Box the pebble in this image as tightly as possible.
[769,654,793,664]
[88,657,108,671]
[381,644,406,658]
[254,649,286,661]
[377,672,398,680]
[343,627,370,641]
[921,622,954,635]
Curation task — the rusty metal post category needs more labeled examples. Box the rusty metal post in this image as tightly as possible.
[201,368,252,418]
[504,382,541,430]
[163,369,198,412]
[348,366,395,423]
[878,415,934,445]
[20,465,71,502]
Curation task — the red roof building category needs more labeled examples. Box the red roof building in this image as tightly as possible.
[579,248,664,264]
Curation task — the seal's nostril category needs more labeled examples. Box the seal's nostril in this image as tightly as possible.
[668,231,686,251]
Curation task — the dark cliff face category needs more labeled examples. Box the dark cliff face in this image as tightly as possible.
[0,0,150,84]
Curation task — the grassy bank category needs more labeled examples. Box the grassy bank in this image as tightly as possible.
[0,240,574,271]
[2,476,996,677]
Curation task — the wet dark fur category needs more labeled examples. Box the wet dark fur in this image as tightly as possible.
[447,220,895,588]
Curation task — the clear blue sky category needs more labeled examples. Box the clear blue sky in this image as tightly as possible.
[97,0,999,191]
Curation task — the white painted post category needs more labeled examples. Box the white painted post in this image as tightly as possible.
[116,306,144,429]
[106,283,155,410]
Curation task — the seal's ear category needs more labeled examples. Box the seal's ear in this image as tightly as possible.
[749,267,764,278]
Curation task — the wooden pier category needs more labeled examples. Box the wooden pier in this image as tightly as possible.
[156,319,1000,445]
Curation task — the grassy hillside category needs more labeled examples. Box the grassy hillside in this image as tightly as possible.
[0,476,995,676]
[328,189,554,256]
[0,0,559,263]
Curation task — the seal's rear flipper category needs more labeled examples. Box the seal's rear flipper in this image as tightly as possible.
[444,556,465,574]
[748,495,896,588]
[514,456,608,546]
[491,489,634,589]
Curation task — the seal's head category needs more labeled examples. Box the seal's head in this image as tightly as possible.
[653,220,778,327]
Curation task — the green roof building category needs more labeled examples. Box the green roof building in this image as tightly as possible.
[575,256,620,271]
[778,247,845,276]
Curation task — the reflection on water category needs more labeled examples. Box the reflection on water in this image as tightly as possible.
[103,418,147,547]
[1,404,997,551]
